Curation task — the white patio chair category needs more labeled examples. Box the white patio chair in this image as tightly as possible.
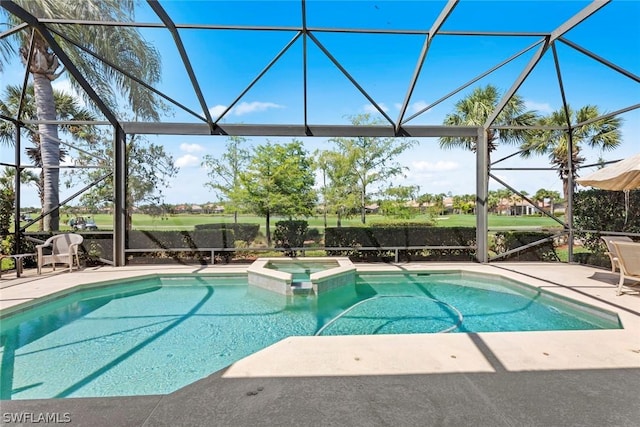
[611,240,640,296]
[601,235,633,272]
[36,233,83,274]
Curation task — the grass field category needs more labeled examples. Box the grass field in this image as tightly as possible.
[40,212,565,232]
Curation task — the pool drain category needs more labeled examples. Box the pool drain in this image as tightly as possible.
[315,295,463,336]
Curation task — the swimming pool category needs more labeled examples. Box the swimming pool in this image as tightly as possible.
[0,271,621,400]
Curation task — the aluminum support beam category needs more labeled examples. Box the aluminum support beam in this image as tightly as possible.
[120,122,480,138]
[484,0,608,129]
[48,27,207,122]
[397,0,458,129]
[214,32,302,125]
[403,39,543,125]
[308,33,395,126]
[567,133,575,264]
[1,1,120,128]
[147,0,214,131]
[302,0,309,133]
[13,124,21,254]
[559,37,640,83]
[476,127,489,263]
[114,127,126,266]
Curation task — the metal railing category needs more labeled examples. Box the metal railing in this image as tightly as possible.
[125,244,477,264]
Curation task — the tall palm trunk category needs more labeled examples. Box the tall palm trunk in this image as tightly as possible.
[33,73,60,231]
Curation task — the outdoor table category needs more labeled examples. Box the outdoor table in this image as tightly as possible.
[0,253,36,278]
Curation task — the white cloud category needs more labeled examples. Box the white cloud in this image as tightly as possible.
[389,101,430,114]
[234,101,283,116]
[209,105,228,118]
[209,101,283,117]
[52,79,85,106]
[525,100,553,113]
[180,143,204,153]
[412,160,459,172]
[410,100,430,114]
[363,103,389,113]
[174,154,199,168]
[52,79,76,95]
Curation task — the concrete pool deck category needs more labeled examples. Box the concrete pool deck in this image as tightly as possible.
[1,262,639,426]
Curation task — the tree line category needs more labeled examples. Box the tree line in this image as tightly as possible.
[201,114,417,245]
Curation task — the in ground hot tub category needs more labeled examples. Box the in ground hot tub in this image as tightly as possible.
[247,257,356,295]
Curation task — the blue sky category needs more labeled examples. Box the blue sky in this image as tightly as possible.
[1,0,639,207]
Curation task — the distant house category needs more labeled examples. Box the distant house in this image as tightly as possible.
[364,203,379,214]
[496,198,538,216]
[191,204,203,213]
[443,197,454,214]
[204,203,225,214]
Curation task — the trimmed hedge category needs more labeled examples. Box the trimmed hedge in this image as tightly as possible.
[128,230,234,249]
[325,226,475,247]
[493,231,559,261]
[127,230,235,264]
[324,226,476,261]
[194,223,259,244]
[78,232,114,264]
[274,220,308,256]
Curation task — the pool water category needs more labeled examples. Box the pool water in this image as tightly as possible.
[0,272,621,400]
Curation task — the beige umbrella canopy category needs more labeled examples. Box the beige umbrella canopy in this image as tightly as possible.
[576,153,640,191]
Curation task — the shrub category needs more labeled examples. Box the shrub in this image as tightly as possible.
[0,187,13,235]
[194,223,259,244]
[128,230,234,249]
[305,227,322,244]
[274,220,308,256]
[324,226,476,261]
[573,189,640,252]
[75,232,114,264]
[493,231,558,261]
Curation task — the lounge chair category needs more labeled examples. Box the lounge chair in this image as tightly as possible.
[36,233,83,274]
[611,240,640,296]
[601,235,633,272]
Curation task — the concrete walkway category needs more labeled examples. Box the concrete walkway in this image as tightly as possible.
[1,262,639,426]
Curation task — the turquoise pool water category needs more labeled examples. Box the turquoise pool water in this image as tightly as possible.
[0,272,621,400]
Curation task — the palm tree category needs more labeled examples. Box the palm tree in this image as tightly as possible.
[1,1,164,230]
[1,84,96,230]
[533,188,561,216]
[521,105,623,202]
[439,85,539,156]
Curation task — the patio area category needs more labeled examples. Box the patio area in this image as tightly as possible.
[1,262,638,426]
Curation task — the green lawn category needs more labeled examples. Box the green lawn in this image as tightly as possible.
[431,214,563,229]
[18,212,565,233]
[95,213,563,231]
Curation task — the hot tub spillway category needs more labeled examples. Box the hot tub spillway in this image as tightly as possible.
[291,280,314,295]
[247,257,356,296]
